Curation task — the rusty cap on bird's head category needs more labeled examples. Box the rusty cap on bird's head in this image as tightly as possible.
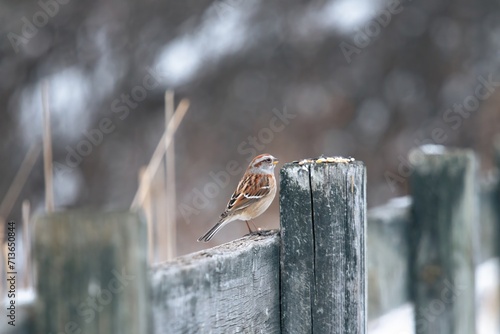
[249,154,279,169]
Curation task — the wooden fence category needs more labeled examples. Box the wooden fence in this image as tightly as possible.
[2,144,499,334]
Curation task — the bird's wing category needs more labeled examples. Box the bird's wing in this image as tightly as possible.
[222,174,271,217]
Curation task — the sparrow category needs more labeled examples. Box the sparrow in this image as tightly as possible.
[197,154,279,242]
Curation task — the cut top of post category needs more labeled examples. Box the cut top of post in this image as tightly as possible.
[409,145,476,176]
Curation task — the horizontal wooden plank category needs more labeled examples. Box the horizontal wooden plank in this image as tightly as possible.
[151,231,280,334]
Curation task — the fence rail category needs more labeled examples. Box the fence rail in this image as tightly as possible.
[151,232,280,333]
[2,144,499,334]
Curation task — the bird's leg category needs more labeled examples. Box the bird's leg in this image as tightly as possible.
[249,220,259,231]
[245,221,253,233]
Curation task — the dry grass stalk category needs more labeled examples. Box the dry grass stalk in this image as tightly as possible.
[130,98,190,210]
[22,200,32,289]
[139,167,155,264]
[42,80,54,212]
[164,90,176,260]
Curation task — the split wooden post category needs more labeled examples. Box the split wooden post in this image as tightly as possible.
[33,211,149,334]
[409,146,476,334]
[280,159,366,333]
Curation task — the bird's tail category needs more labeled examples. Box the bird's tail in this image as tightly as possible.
[197,218,229,242]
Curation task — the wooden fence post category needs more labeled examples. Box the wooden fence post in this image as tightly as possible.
[409,146,476,334]
[33,211,149,334]
[280,159,366,333]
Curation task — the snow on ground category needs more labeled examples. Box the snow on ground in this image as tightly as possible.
[369,258,500,334]
[5,259,499,332]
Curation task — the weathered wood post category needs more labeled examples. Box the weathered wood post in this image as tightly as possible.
[280,158,366,333]
[409,146,476,334]
[33,211,149,334]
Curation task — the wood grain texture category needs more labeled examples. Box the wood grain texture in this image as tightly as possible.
[409,147,476,334]
[279,163,315,334]
[151,232,280,334]
[33,211,149,334]
[280,161,366,334]
[311,161,366,333]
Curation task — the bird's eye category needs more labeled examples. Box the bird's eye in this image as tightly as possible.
[266,158,272,162]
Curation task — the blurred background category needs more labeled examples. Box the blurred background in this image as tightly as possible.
[1,0,500,257]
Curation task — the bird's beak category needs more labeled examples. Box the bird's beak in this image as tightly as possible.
[273,160,279,165]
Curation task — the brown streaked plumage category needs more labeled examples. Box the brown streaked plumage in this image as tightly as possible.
[197,154,278,242]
